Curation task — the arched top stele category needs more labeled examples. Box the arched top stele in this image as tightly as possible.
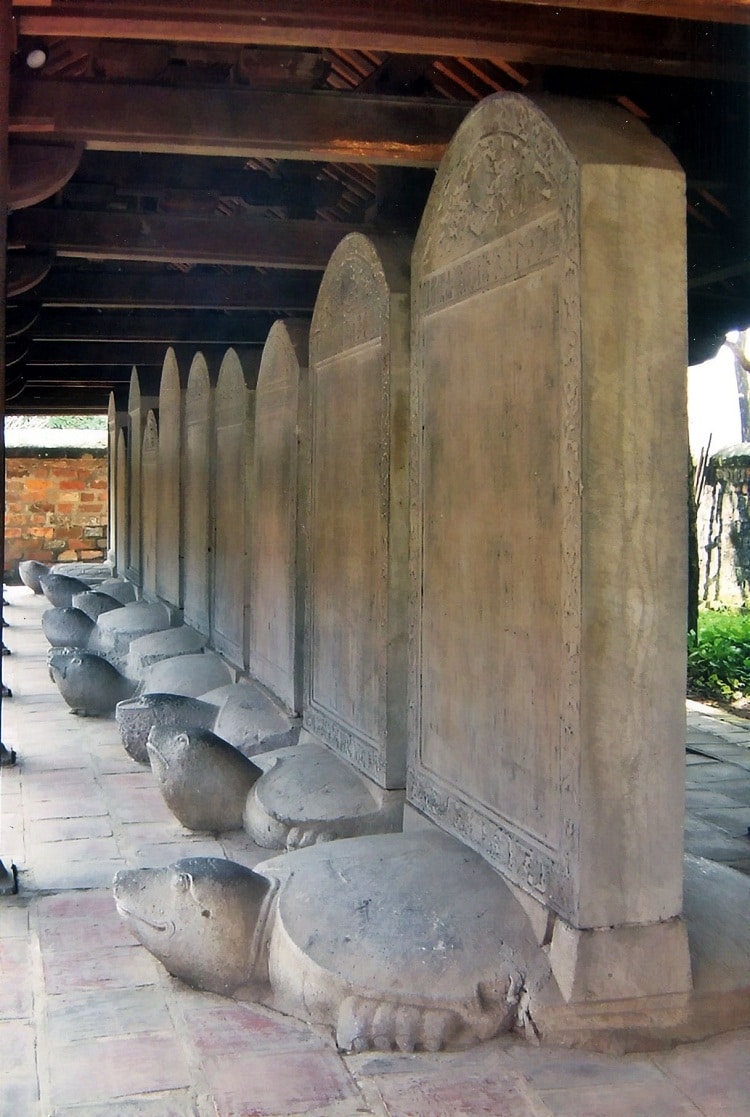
[310,233,411,366]
[257,319,310,395]
[414,92,682,278]
[158,347,184,408]
[142,409,159,455]
[128,366,141,413]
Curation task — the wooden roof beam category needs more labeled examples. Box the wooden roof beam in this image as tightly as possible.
[9,207,370,269]
[11,2,749,75]
[14,267,320,310]
[10,80,470,166]
[22,308,286,345]
[23,340,263,366]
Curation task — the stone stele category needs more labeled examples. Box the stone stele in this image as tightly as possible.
[244,233,412,850]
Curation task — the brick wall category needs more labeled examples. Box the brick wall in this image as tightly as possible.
[5,449,108,578]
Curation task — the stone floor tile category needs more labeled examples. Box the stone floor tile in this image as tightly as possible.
[50,1094,204,1117]
[26,795,109,821]
[0,897,30,938]
[27,855,126,891]
[685,788,743,810]
[47,1032,193,1108]
[366,1068,549,1117]
[131,839,228,864]
[652,1031,750,1117]
[203,1048,362,1117]
[181,998,329,1057]
[41,942,159,995]
[30,814,113,842]
[35,886,122,928]
[108,786,178,823]
[535,1080,703,1116]
[28,835,122,862]
[101,770,164,791]
[507,1048,663,1090]
[0,1020,40,1117]
[0,939,34,1019]
[690,805,750,835]
[46,985,176,1045]
[685,762,747,784]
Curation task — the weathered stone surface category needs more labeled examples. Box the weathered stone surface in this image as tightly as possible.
[248,320,309,714]
[115,857,272,996]
[408,93,688,950]
[96,577,137,605]
[114,424,129,576]
[115,831,554,1050]
[125,368,158,586]
[147,726,262,831]
[41,606,95,649]
[183,353,213,638]
[19,559,50,593]
[303,234,411,792]
[87,601,172,667]
[212,681,296,756]
[157,349,185,609]
[48,647,137,716]
[116,692,218,764]
[50,561,112,581]
[126,624,206,677]
[141,652,233,698]
[244,737,404,849]
[244,234,411,849]
[140,409,159,601]
[211,348,259,669]
[71,590,123,623]
[39,572,93,609]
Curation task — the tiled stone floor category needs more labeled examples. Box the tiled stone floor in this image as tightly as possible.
[1,585,749,1117]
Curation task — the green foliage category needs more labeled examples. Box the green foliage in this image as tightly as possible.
[48,415,106,429]
[687,609,750,702]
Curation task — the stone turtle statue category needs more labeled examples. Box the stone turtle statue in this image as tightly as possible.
[48,647,137,716]
[116,693,217,764]
[147,726,262,830]
[114,830,557,1052]
[39,572,94,609]
[41,606,95,649]
[18,559,49,594]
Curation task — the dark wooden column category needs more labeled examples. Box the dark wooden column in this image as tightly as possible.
[0,0,18,894]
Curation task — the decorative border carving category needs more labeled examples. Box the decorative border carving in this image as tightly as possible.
[410,95,582,919]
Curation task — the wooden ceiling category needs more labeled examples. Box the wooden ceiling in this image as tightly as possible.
[5,0,750,412]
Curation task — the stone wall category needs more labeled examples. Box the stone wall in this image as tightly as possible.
[4,448,108,576]
[697,444,750,607]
